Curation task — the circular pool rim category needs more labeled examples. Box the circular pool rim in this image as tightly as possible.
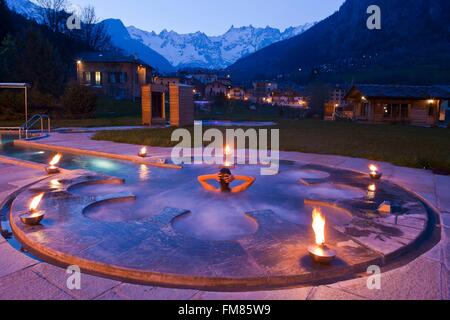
[5,162,442,291]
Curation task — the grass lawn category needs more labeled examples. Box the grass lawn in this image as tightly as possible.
[93,119,450,174]
[196,100,304,121]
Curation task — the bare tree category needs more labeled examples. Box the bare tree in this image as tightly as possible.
[36,0,69,33]
[79,5,111,50]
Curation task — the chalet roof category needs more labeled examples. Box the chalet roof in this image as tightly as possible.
[346,84,450,100]
[77,52,151,68]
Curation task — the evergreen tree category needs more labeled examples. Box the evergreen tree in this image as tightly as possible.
[0,0,12,41]
[0,35,18,82]
[18,28,66,96]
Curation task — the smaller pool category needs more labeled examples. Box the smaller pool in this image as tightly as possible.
[0,134,146,180]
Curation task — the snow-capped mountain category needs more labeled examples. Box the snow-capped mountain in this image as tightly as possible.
[6,0,43,22]
[101,19,175,73]
[127,23,314,69]
[7,0,314,71]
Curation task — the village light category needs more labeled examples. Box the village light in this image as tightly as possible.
[308,208,336,264]
[19,193,46,226]
[77,60,82,65]
[369,164,382,180]
[138,147,148,158]
[427,99,436,104]
[45,154,62,174]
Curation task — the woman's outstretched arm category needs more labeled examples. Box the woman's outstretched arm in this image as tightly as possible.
[198,174,220,192]
[231,176,256,193]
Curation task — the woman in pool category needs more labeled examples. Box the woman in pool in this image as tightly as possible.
[198,168,255,193]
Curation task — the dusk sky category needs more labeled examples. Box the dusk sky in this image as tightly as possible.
[67,0,346,35]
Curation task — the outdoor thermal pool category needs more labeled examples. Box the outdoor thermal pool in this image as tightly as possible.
[1,133,440,290]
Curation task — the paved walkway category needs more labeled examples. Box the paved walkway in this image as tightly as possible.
[0,132,449,300]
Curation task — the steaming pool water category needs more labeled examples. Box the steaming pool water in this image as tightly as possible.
[76,163,356,241]
[1,134,357,241]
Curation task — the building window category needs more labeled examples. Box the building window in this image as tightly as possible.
[400,104,409,118]
[83,72,91,84]
[95,72,102,86]
[383,105,392,118]
[392,104,400,118]
[109,73,116,84]
[119,72,127,84]
[383,104,409,119]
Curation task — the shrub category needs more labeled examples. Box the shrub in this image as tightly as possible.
[61,84,97,119]
[30,89,57,109]
[0,90,24,120]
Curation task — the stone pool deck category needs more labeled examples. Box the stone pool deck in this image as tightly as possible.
[0,132,449,300]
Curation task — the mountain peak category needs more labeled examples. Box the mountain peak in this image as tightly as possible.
[103,18,125,26]
[6,0,43,22]
[126,23,313,69]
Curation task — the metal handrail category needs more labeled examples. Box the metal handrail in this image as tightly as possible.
[20,114,51,140]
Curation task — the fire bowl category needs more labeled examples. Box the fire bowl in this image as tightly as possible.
[19,211,45,226]
[370,173,383,180]
[308,244,336,264]
[45,166,60,174]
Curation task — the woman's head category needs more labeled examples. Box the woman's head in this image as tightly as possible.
[219,168,232,176]
[218,168,232,192]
